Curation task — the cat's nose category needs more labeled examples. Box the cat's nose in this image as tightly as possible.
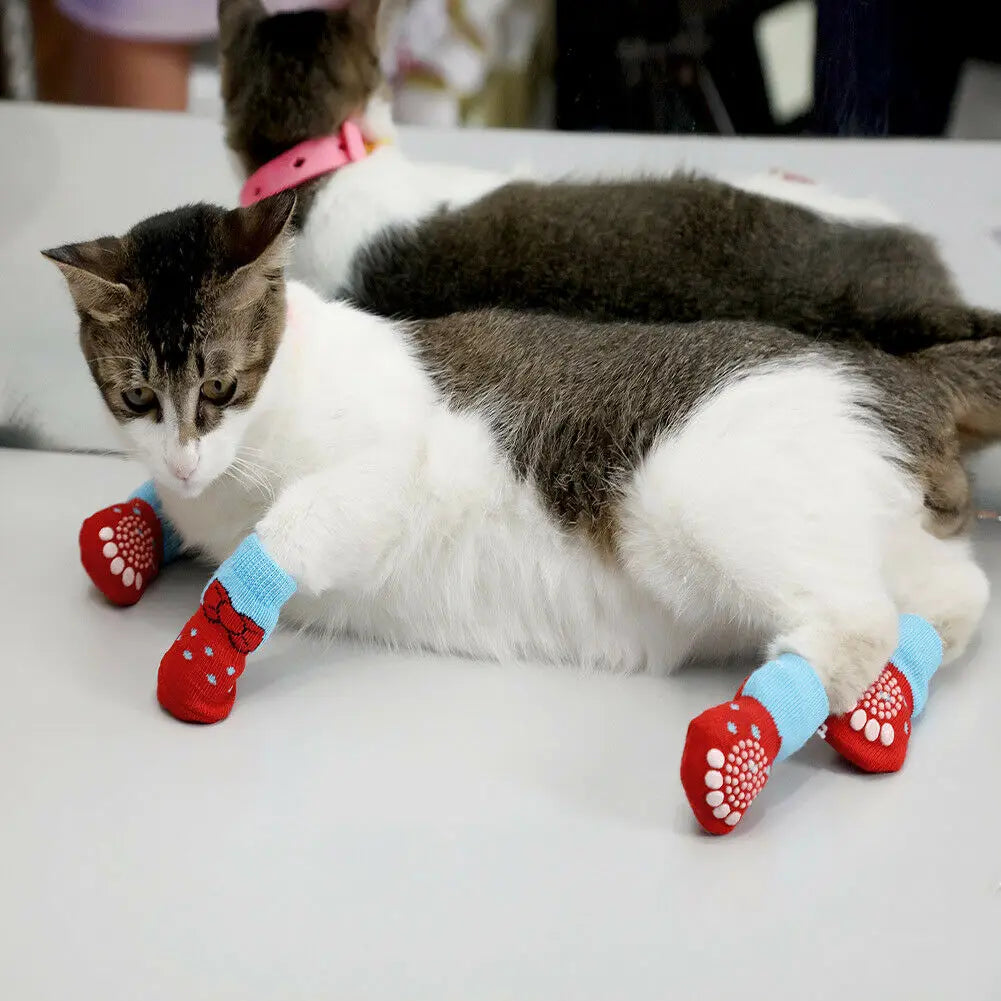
[168,448,200,481]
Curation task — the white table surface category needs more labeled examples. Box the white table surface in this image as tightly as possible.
[1,104,1001,999]
[3,451,1001,1001]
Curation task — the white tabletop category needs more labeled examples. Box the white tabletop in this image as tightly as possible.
[2,104,1001,999]
[3,449,1001,1000]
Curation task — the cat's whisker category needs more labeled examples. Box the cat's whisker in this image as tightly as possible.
[236,456,283,476]
[229,457,276,501]
[238,461,282,493]
[234,449,286,481]
[234,456,282,480]
[229,458,265,488]
[222,466,257,495]
[236,446,291,475]
[231,455,272,479]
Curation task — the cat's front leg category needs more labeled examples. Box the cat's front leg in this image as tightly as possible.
[254,463,408,596]
[156,465,406,723]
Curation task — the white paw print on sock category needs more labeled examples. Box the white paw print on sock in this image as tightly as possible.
[848,667,905,746]
[97,507,155,590]
[703,740,771,827]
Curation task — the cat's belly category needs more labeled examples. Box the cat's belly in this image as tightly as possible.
[283,473,698,674]
[287,548,692,674]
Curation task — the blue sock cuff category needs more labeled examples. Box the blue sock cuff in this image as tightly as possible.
[742,654,830,762]
[129,480,183,563]
[206,533,297,641]
[893,614,943,717]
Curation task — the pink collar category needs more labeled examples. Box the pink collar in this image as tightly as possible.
[239,120,375,207]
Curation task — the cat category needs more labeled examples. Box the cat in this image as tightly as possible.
[44,192,993,720]
[218,0,1001,354]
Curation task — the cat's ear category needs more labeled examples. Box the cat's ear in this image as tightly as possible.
[218,0,266,52]
[219,190,296,311]
[41,238,133,324]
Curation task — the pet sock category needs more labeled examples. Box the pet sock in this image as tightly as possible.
[157,533,296,723]
[820,614,942,773]
[681,654,829,835]
[79,481,182,606]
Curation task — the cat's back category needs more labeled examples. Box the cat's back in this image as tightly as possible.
[349,172,947,326]
[411,307,812,428]
[409,309,818,536]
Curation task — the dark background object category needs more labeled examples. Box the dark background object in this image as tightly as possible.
[813,0,1001,136]
[555,0,785,134]
[556,0,1001,137]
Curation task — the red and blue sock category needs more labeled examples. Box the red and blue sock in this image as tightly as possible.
[681,654,829,835]
[157,533,296,724]
[681,615,942,835]
[820,614,942,773]
[80,481,181,606]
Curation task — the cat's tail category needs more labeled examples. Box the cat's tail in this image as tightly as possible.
[851,303,1001,355]
[916,335,1001,442]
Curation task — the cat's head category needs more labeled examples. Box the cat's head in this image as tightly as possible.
[219,0,385,173]
[43,191,296,498]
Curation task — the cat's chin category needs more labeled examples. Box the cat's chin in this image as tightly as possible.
[158,475,212,501]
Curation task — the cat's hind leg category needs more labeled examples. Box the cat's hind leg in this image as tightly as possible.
[615,360,916,830]
[882,521,988,666]
[616,360,908,709]
[821,518,988,772]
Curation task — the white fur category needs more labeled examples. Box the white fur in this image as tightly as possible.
[132,282,988,711]
[292,141,507,299]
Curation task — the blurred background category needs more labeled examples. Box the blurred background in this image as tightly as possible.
[2,0,1000,138]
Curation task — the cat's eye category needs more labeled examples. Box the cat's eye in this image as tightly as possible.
[200,376,237,405]
[121,386,157,413]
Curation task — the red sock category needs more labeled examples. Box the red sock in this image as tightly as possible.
[80,500,163,606]
[157,581,266,724]
[681,695,781,835]
[819,664,912,773]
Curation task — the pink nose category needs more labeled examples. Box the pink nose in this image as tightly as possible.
[169,455,199,481]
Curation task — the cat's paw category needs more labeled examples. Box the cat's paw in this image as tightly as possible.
[157,605,246,724]
[821,664,912,773]
[681,696,780,835]
[80,500,162,606]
